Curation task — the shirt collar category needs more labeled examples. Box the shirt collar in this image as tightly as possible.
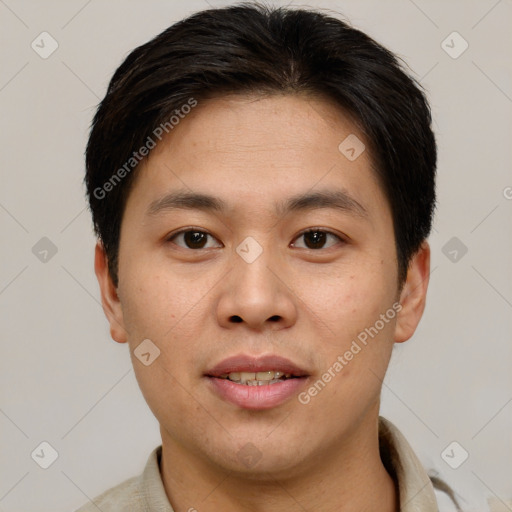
[379,416,439,511]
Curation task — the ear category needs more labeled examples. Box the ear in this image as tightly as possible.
[394,241,431,344]
[94,241,128,343]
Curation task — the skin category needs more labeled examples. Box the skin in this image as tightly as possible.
[95,93,430,512]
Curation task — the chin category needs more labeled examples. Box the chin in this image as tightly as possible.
[207,436,312,481]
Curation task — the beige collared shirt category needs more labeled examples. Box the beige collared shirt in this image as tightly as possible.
[75,417,450,511]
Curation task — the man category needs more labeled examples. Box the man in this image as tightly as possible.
[78,3,460,511]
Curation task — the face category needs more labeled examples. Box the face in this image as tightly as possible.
[96,94,429,478]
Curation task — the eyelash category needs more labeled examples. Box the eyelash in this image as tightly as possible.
[166,227,346,251]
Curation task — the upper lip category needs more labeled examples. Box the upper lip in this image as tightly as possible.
[205,354,309,377]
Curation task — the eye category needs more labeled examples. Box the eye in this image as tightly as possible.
[292,229,344,250]
[167,229,222,250]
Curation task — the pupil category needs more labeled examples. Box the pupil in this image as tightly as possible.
[305,230,326,249]
[185,231,206,248]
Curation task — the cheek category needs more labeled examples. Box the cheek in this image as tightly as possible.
[129,351,204,447]
[118,266,213,390]
[297,266,397,405]
[119,263,195,340]
[119,268,206,424]
[296,267,393,336]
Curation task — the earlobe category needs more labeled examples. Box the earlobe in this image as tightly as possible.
[394,241,431,344]
[94,241,128,344]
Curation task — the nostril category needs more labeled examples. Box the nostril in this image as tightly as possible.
[230,315,243,323]
[268,315,281,322]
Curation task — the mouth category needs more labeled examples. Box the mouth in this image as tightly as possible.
[204,354,310,410]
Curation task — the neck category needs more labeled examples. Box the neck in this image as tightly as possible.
[159,414,397,512]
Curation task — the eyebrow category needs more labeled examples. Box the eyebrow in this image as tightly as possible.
[278,189,368,219]
[147,191,225,215]
[147,189,368,219]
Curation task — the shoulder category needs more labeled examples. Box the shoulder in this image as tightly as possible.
[379,417,462,512]
[73,446,166,512]
[73,446,173,512]
[73,474,143,512]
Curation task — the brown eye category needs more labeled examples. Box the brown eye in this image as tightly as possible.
[293,230,343,250]
[168,230,221,249]
[183,231,207,249]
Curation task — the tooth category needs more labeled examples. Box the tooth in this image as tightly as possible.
[239,372,256,382]
[225,378,289,386]
[223,371,294,383]
[256,371,275,381]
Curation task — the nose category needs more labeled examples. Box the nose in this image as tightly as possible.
[216,243,298,331]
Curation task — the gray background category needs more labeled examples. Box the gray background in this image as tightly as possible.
[0,1,511,511]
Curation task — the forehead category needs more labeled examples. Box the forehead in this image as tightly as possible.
[125,93,389,223]
[158,92,366,160]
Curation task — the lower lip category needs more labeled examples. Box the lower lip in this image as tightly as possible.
[206,376,308,410]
